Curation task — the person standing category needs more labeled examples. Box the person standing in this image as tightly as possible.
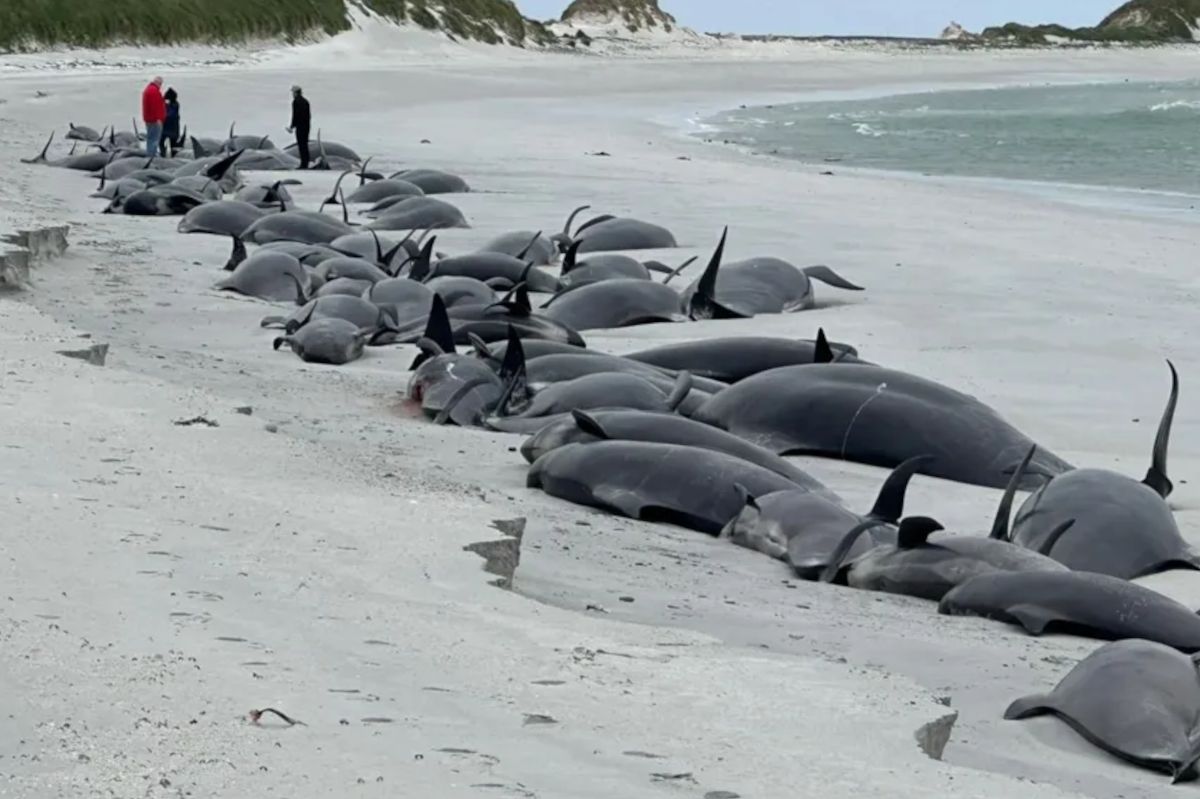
[161,87,181,157]
[286,85,311,170]
[142,76,166,158]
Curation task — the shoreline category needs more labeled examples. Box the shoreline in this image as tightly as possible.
[684,73,1200,219]
[687,134,1200,222]
[2,35,1200,799]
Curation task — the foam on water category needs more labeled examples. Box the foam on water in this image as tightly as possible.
[851,122,885,138]
[1149,98,1200,112]
[703,79,1200,198]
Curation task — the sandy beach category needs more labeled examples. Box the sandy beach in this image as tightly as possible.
[3,21,1200,798]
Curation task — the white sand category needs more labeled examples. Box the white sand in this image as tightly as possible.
[3,25,1200,798]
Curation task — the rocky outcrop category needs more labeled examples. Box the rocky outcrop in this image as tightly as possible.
[560,0,675,33]
[940,21,978,41]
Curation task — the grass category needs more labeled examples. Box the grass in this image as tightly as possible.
[362,0,554,45]
[561,0,674,33]
[1100,0,1200,38]
[981,0,1200,44]
[0,0,552,51]
[0,0,347,49]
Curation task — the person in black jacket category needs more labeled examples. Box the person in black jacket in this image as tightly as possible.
[161,87,181,157]
[286,85,312,169]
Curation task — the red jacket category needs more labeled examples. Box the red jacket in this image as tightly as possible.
[142,82,165,124]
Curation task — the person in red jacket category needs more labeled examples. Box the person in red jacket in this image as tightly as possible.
[141,76,165,158]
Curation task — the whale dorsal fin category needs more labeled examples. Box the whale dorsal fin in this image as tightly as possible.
[381,241,406,274]
[320,170,350,211]
[686,227,746,321]
[561,204,590,237]
[571,410,609,439]
[422,294,455,356]
[1143,360,1179,499]
[408,300,453,371]
[575,213,615,235]
[814,328,834,364]
[819,519,889,584]
[205,148,244,181]
[468,332,497,365]
[516,231,543,261]
[494,326,531,415]
[867,455,933,523]
[409,237,435,282]
[562,240,582,274]
[492,335,530,417]
[432,376,493,426]
[363,227,383,263]
[990,445,1037,541]
[1037,518,1076,557]
[896,516,944,549]
[490,282,532,317]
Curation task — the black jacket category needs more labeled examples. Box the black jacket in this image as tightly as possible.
[291,95,311,131]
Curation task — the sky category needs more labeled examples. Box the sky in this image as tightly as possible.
[515,1,1122,38]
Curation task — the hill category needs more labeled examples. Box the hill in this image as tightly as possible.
[560,0,675,33]
[1099,0,1200,38]
[0,0,553,52]
[979,0,1200,44]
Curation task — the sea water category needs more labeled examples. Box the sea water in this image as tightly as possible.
[702,80,1200,197]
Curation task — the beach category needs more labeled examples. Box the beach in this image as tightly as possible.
[2,23,1200,798]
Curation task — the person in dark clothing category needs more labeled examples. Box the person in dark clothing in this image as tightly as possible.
[161,87,181,157]
[287,85,312,169]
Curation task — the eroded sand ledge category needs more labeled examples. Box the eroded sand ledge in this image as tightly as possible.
[1,36,1198,798]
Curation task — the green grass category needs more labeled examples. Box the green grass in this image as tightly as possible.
[561,0,674,32]
[355,0,553,44]
[1100,0,1200,38]
[980,21,1184,44]
[981,0,1200,44]
[0,0,551,51]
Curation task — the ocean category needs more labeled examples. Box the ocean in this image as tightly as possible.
[701,79,1200,198]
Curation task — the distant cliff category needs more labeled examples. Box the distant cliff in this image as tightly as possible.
[560,0,675,33]
[980,0,1200,44]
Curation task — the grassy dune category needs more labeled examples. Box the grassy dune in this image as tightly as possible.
[561,0,675,32]
[981,0,1200,43]
[0,0,552,51]
[1100,0,1200,38]
[365,0,552,45]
